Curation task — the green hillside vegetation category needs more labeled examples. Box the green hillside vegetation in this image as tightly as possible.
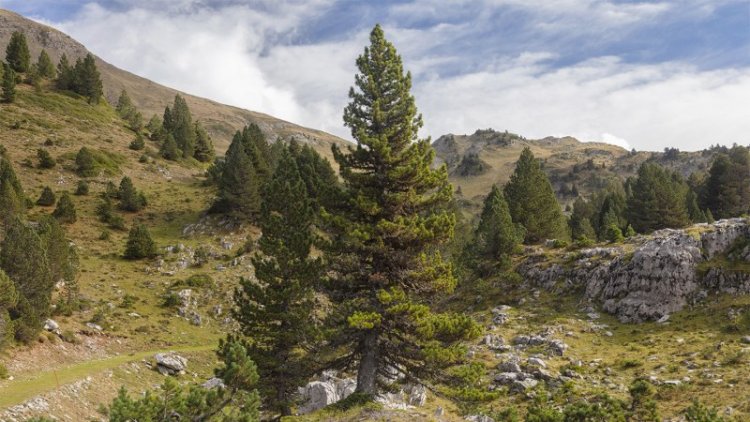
[1,23,750,422]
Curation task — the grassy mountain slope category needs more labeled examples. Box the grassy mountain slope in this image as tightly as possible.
[0,83,259,418]
[435,129,716,206]
[0,8,347,161]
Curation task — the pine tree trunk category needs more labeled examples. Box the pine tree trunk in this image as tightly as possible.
[355,331,379,395]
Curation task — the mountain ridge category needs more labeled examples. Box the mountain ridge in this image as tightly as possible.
[0,8,347,161]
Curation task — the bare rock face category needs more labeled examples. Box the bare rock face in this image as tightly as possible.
[520,219,750,323]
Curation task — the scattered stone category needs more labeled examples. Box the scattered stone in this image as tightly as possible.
[298,371,356,414]
[510,378,538,393]
[202,377,225,389]
[527,357,547,368]
[741,336,750,344]
[43,319,59,332]
[85,322,103,331]
[657,314,670,324]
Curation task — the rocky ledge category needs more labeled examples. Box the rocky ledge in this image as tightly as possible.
[519,219,750,323]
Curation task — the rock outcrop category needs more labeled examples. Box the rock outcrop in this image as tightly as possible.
[520,219,750,322]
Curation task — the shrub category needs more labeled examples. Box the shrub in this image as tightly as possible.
[37,148,56,168]
[36,186,56,206]
[606,223,624,243]
[574,235,595,248]
[0,363,8,379]
[75,180,89,195]
[124,224,157,259]
[683,400,726,421]
[161,292,181,308]
[129,133,145,151]
[52,192,77,224]
[183,273,214,289]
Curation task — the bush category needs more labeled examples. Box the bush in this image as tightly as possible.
[0,363,8,379]
[99,229,111,240]
[183,273,214,289]
[52,192,77,224]
[75,180,89,196]
[37,148,56,168]
[124,224,157,259]
[161,292,181,308]
[574,235,595,248]
[606,224,624,243]
[129,133,145,151]
[683,400,726,421]
[36,186,56,206]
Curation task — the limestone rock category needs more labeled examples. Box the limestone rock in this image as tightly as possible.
[154,352,188,375]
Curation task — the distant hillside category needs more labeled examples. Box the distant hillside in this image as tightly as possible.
[0,9,347,161]
[434,128,718,206]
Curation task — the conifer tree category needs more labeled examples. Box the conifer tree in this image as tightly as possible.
[36,50,56,78]
[504,147,568,243]
[193,122,215,162]
[2,63,16,103]
[213,131,261,217]
[75,147,97,177]
[569,197,596,241]
[288,140,339,212]
[162,106,173,134]
[468,185,521,274]
[234,149,320,416]
[37,148,56,169]
[73,54,103,104]
[38,215,79,286]
[55,54,75,90]
[703,146,750,219]
[0,270,18,350]
[146,114,162,136]
[686,189,706,223]
[118,177,146,212]
[5,31,30,73]
[75,180,89,196]
[326,25,479,395]
[160,134,180,161]
[0,158,26,223]
[124,224,156,259]
[36,186,56,206]
[128,133,145,151]
[168,95,196,158]
[1,218,53,342]
[53,192,77,224]
[626,162,690,232]
[116,90,133,116]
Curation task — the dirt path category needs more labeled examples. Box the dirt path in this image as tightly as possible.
[0,344,215,409]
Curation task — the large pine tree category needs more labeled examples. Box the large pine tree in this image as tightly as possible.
[326,25,479,395]
[5,31,31,73]
[626,162,690,232]
[170,95,196,159]
[504,147,568,243]
[193,122,215,162]
[468,185,521,274]
[213,126,271,218]
[703,146,750,219]
[0,157,26,222]
[234,149,320,416]
[73,54,103,104]
[0,270,18,350]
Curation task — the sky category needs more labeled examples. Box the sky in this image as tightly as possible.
[2,0,749,151]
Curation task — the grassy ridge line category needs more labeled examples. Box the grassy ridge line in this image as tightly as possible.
[0,344,215,408]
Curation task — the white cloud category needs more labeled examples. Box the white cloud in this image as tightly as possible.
[414,56,750,151]
[39,0,750,152]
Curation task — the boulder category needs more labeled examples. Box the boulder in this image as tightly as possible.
[466,415,495,422]
[154,352,188,375]
[298,371,356,414]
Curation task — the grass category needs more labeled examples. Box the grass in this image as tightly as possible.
[0,344,216,408]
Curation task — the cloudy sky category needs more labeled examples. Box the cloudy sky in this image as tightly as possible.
[2,0,749,151]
